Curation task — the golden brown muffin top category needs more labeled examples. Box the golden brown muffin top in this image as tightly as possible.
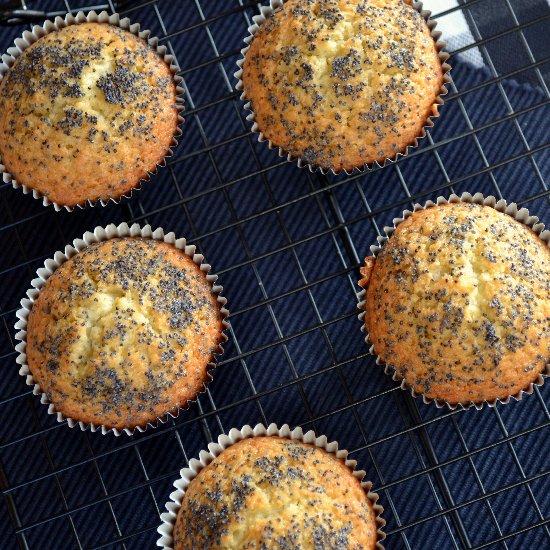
[0,22,178,207]
[360,202,550,405]
[26,238,223,429]
[242,0,443,172]
[174,436,379,549]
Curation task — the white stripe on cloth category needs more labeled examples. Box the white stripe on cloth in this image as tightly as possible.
[423,0,484,67]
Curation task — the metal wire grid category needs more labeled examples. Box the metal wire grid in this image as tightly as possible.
[0,0,548,548]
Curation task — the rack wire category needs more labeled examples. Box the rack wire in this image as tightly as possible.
[0,0,549,548]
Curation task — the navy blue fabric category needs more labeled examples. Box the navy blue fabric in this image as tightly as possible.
[0,1,549,549]
[463,0,550,86]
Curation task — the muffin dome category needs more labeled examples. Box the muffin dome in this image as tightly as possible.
[26,238,223,430]
[241,0,443,171]
[173,436,380,549]
[0,22,179,207]
[360,202,550,406]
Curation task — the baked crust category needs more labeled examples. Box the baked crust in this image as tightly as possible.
[174,436,379,549]
[242,0,443,171]
[363,203,550,405]
[26,238,223,429]
[0,22,178,207]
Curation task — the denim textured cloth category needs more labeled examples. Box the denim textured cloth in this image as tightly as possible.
[0,1,549,549]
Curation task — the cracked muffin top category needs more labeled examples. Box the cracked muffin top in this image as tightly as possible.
[26,238,223,430]
[241,0,443,171]
[0,22,179,207]
[173,436,380,549]
[360,202,550,406]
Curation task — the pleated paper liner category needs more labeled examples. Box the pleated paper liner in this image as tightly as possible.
[357,192,550,410]
[14,223,229,436]
[0,10,185,211]
[157,422,386,549]
[234,0,451,175]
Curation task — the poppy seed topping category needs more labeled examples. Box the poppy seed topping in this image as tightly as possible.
[0,23,179,207]
[360,203,550,405]
[174,436,379,549]
[25,238,223,430]
[242,0,443,171]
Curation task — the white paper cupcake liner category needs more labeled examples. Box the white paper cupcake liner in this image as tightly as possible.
[14,222,229,436]
[156,422,386,549]
[357,191,550,410]
[234,0,451,175]
[0,10,185,211]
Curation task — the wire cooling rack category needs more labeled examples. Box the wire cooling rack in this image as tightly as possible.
[0,0,549,548]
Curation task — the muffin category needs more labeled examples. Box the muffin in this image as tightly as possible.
[25,237,224,430]
[239,0,445,172]
[0,21,179,207]
[173,435,381,549]
[360,201,550,406]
